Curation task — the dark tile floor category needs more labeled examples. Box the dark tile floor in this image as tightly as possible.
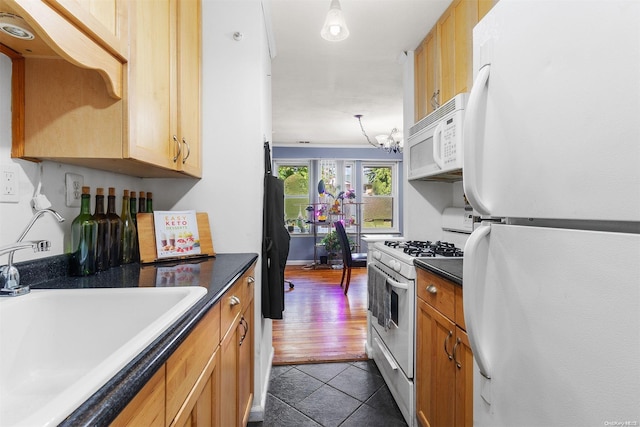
[248,360,408,427]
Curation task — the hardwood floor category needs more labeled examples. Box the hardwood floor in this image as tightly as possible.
[272,265,369,365]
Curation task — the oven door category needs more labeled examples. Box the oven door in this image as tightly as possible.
[369,264,415,378]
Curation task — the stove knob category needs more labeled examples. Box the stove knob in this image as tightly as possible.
[373,251,382,260]
[392,260,401,272]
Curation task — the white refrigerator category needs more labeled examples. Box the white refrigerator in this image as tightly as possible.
[462,1,640,426]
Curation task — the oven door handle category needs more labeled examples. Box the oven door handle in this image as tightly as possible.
[372,264,409,291]
[374,337,399,371]
[386,277,409,291]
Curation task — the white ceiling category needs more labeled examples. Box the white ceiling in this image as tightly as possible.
[269,0,451,148]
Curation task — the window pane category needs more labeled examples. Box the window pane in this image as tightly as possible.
[363,165,394,229]
[319,160,338,197]
[278,165,310,232]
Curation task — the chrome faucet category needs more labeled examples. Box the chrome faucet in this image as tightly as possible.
[0,208,65,297]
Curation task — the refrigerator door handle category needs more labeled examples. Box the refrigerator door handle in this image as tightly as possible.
[463,223,492,380]
[463,64,491,215]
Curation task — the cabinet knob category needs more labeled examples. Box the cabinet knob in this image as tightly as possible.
[229,295,241,306]
[247,276,255,284]
[426,284,437,294]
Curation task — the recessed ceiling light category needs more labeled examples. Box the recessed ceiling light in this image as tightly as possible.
[0,13,35,40]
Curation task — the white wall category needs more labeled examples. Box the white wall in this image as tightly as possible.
[1,0,272,419]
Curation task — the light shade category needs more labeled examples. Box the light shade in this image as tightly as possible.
[320,0,349,42]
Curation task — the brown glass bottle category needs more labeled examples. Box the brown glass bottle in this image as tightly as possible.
[138,191,146,213]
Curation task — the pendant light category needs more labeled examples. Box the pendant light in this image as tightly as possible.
[320,0,349,42]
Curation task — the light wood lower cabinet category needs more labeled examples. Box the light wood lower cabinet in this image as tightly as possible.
[111,261,256,427]
[111,367,165,427]
[221,268,255,427]
[416,267,472,427]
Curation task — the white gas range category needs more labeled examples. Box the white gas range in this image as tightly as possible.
[366,208,471,426]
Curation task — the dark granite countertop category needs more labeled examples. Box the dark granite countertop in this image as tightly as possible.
[15,252,258,426]
[414,258,463,285]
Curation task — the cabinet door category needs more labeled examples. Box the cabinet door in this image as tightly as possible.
[127,0,177,170]
[416,298,456,427]
[454,328,473,427]
[415,28,438,121]
[110,367,165,427]
[176,0,202,177]
[220,321,239,427]
[439,0,473,105]
[172,349,221,427]
[238,302,254,426]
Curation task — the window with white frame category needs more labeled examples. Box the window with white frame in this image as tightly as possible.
[275,162,310,233]
[361,163,398,231]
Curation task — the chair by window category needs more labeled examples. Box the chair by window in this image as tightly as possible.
[334,221,367,295]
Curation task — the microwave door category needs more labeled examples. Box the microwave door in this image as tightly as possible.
[409,134,436,179]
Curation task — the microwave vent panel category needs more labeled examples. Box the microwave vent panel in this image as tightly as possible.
[410,93,468,137]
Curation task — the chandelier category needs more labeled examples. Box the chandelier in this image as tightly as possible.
[354,115,403,153]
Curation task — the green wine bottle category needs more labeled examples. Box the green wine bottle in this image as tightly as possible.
[120,190,138,264]
[93,187,110,272]
[146,192,153,213]
[106,187,122,268]
[70,186,98,276]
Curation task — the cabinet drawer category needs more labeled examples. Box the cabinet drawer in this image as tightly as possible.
[241,266,256,306]
[166,303,220,424]
[417,267,456,320]
[221,279,244,339]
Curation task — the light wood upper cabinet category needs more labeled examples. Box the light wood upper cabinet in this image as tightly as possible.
[176,0,202,176]
[414,0,498,123]
[1,0,125,98]
[414,28,437,119]
[126,0,202,176]
[9,0,202,178]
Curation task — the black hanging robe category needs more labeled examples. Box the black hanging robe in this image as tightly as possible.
[261,142,290,319]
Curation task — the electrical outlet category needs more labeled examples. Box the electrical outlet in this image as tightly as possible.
[65,173,84,207]
[0,164,20,203]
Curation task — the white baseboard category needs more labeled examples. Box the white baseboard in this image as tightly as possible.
[248,346,274,422]
[285,260,312,266]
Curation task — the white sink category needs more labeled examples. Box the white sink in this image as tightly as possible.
[0,286,207,427]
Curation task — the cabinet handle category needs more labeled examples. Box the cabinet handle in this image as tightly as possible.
[239,317,249,346]
[453,337,462,369]
[247,276,255,284]
[426,284,437,294]
[229,295,241,306]
[430,89,440,110]
[172,135,181,162]
[444,330,453,360]
[181,137,191,163]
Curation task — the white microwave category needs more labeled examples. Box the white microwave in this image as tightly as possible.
[408,93,468,181]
